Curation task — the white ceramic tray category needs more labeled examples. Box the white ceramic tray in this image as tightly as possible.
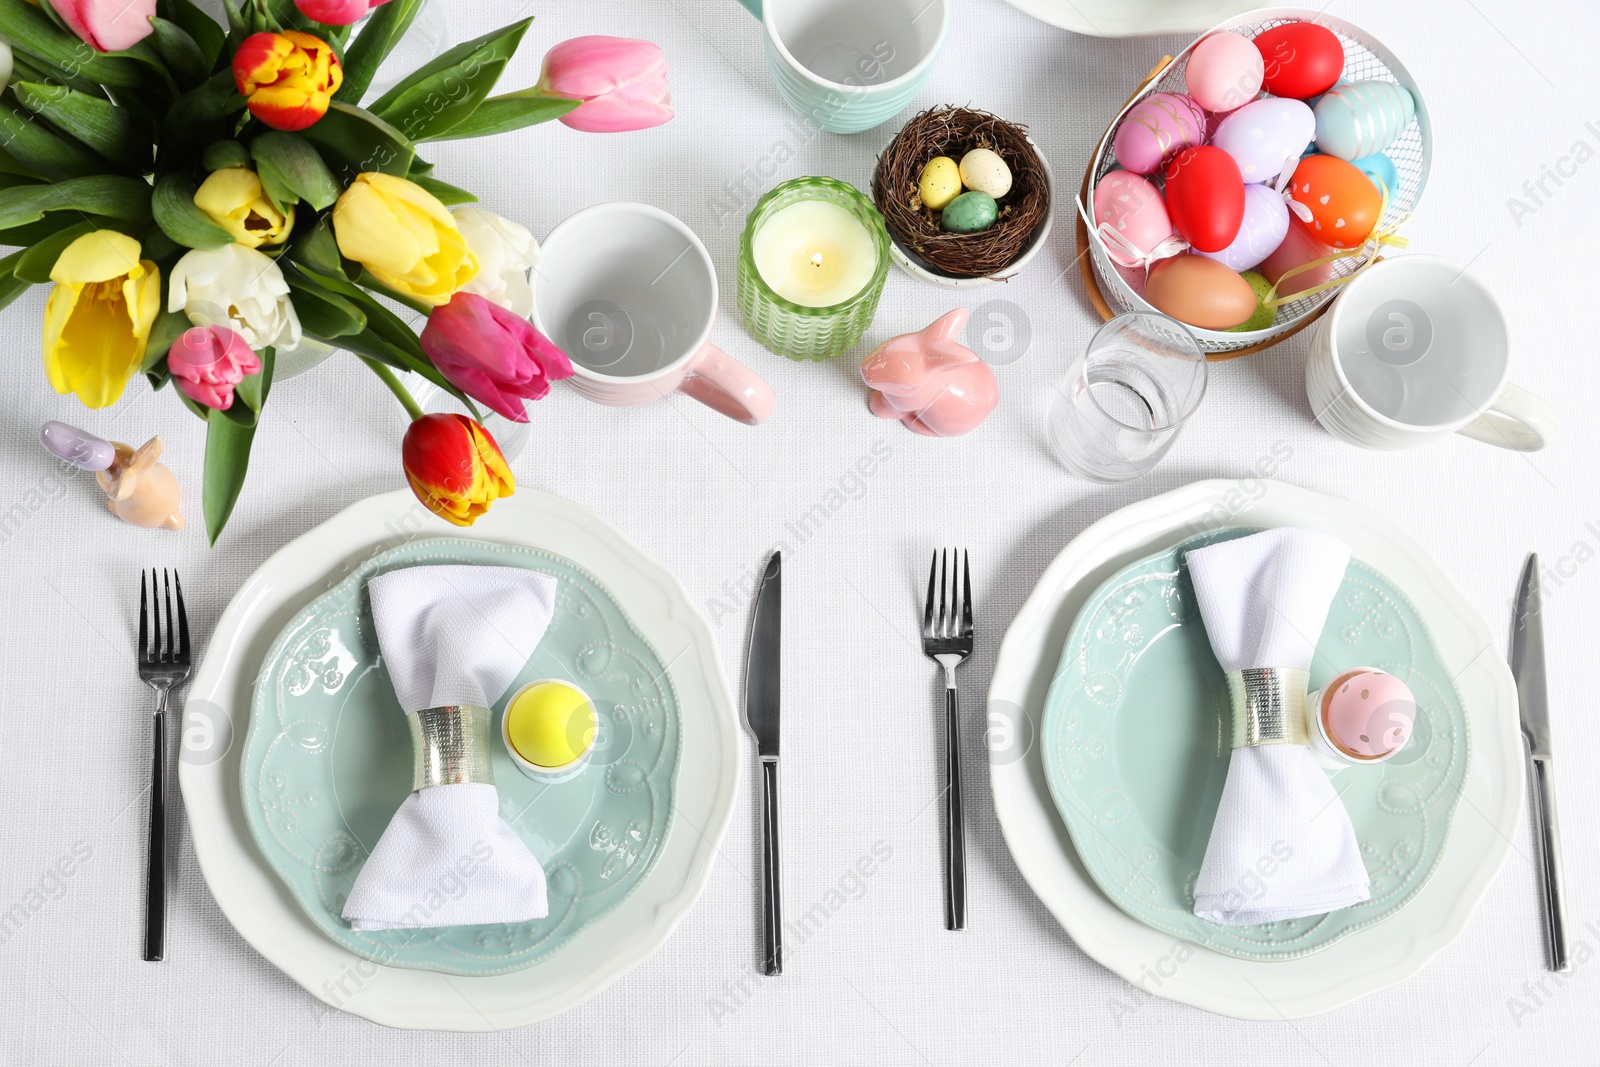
[179,490,741,1030]
[986,479,1521,1020]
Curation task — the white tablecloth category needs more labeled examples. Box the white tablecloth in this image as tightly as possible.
[2,0,1595,1062]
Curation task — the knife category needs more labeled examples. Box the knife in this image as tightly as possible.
[1512,553,1571,973]
[743,551,782,976]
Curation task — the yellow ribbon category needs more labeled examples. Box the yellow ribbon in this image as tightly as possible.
[1263,178,1411,310]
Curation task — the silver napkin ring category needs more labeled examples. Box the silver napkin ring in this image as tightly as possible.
[409,705,496,790]
[1226,668,1311,748]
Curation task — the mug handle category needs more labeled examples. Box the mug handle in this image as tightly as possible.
[678,342,777,425]
[1455,380,1558,452]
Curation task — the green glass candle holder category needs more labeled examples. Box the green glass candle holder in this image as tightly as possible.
[737,177,890,362]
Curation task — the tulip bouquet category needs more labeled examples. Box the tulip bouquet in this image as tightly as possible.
[0,0,672,541]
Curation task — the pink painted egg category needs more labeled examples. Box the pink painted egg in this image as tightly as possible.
[1321,669,1415,760]
[1092,171,1175,268]
[1212,97,1315,183]
[1163,145,1245,253]
[1196,182,1288,271]
[1112,92,1207,175]
[1184,31,1264,113]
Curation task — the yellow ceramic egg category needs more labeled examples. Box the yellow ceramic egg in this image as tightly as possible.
[506,680,596,769]
[959,148,1012,199]
[918,155,962,211]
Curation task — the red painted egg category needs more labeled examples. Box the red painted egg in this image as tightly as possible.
[1253,22,1345,99]
[1164,146,1245,253]
[1288,154,1381,249]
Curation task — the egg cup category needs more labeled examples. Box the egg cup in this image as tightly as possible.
[1306,667,1416,768]
[501,679,600,785]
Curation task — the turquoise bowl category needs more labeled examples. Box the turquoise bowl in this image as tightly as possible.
[241,538,681,977]
[1040,528,1469,961]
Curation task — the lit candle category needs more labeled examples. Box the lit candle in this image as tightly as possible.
[737,177,890,362]
[751,200,877,308]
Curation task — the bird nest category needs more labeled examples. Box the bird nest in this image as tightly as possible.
[873,106,1050,279]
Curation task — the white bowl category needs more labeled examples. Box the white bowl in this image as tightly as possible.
[883,135,1055,289]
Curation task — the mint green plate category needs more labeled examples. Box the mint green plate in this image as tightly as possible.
[241,538,681,977]
[1040,529,1469,961]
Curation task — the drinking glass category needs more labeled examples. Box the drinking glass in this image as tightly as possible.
[1046,312,1207,482]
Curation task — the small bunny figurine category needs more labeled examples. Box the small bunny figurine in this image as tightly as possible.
[860,308,998,437]
[40,421,184,531]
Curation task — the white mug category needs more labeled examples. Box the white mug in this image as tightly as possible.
[531,203,776,425]
[1306,255,1556,451]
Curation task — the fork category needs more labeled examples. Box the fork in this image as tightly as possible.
[922,549,973,931]
[138,569,190,962]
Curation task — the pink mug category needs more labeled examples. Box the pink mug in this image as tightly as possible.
[531,203,776,425]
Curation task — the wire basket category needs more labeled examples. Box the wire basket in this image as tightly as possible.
[1076,7,1432,358]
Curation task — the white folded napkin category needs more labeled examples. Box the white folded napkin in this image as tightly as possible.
[342,565,557,931]
[1186,528,1370,925]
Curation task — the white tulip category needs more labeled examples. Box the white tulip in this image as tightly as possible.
[0,40,12,96]
[168,244,301,351]
[452,206,539,319]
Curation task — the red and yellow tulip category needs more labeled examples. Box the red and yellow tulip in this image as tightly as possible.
[401,413,514,526]
[232,31,343,132]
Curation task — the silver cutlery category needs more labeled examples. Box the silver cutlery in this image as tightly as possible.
[1511,554,1570,972]
[922,549,972,931]
[138,569,190,962]
[743,552,783,976]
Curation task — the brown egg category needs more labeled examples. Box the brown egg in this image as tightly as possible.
[1145,254,1257,330]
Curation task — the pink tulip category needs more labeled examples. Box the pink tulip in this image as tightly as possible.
[538,36,673,133]
[421,292,573,422]
[293,0,392,27]
[54,0,158,52]
[168,326,262,411]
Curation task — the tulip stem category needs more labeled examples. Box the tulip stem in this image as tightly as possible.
[360,357,425,421]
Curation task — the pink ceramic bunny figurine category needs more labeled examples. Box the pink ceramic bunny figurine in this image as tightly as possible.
[40,422,184,531]
[860,309,998,437]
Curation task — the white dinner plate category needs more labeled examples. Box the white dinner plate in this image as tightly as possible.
[179,490,741,1030]
[986,479,1522,1020]
[1001,0,1264,37]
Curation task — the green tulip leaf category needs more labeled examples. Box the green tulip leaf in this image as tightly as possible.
[13,219,100,283]
[336,0,426,105]
[0,175,153,230]
[217,345,274,427]
[0,249,32,313]
[286,216,350,279]
[299,102,414,182]
[165,0,228,71]
[9,82,151,171]
[202,140,253,172]
[251,132,342,212]
[142,308,193,371]
[147,17,209,87]
[157,70,249,172]
[0,101,107,180]
[367,19,531,141]
[203,400,259,544]
[151,172,236,250]
[411,175,477,206]
[0,0,149,88]
[418,92,580,142]
[286,275,368,338]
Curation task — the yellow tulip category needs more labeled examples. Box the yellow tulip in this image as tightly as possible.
[193,167,294,248]
[332,172,478,306]
[42,231,161,409]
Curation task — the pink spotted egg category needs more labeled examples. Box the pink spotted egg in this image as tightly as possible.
[1320,668,1415,761]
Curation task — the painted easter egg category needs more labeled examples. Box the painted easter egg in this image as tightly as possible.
[1112,92,1207,174]
[1092,170,1175,268]
[1146,254,1257,330]
[1196,182,1289,271]
[1260,216,1335,294]
[1253,22,1344,99]
[1212,97,1315,183]
[1184,31,1264,113]
[1164,145,1245,253]
[1351,152,1399,197]
[1314,80,1415,160]
[1289,153,1381,248]
[1322,669,1415,760]
[1226,271,1278,333]
[918,156,961,210]
[959,148,1013,198]
[941,191,998,233]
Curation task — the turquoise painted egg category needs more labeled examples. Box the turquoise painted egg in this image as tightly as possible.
[1313,80,1415,160]
[1351,152,1399,197]
[942,191,998,234]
